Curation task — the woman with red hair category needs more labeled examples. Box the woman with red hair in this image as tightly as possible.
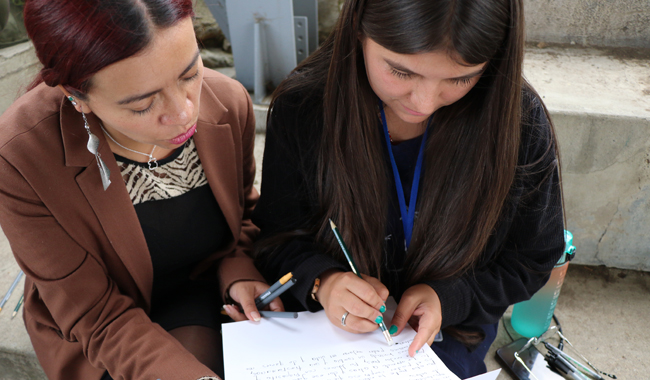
[0,1,279,379]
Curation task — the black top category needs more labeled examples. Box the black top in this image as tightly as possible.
[252,88,565,330]
[114,141,230,330]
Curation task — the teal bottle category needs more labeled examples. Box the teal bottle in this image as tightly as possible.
[511,230,576,338]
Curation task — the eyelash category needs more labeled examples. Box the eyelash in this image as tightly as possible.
[132,103,153,115]
[391,68,475,87]
[131,70,200,115]
[184,70,200,82]
[453,78,473,87]
[390,69,411,79]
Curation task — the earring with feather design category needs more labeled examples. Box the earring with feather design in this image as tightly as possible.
[68,96,111,190]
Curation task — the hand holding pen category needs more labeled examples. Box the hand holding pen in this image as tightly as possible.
[223,279,288,322]
[325,219,393,346]
[389,283,443,357]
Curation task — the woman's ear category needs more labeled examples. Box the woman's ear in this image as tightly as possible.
[57,85,91,114]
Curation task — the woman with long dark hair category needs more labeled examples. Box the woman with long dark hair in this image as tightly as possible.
[252,0,565,377]
[0,1,281,379]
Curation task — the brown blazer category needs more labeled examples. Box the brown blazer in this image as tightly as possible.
[0,69,265,380]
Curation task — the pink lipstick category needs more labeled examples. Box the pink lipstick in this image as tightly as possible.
[170,124,196,145]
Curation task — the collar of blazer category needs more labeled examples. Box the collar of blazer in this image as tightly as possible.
[57,79,241,309]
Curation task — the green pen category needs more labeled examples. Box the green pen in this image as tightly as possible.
[329,219,393,346]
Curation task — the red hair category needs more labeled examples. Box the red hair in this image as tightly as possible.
[24,0,194,98]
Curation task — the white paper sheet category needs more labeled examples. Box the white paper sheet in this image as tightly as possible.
[223,303,461,380]
[466,369,501,380]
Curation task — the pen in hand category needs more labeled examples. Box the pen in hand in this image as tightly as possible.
[329,219,393,346]
[255,277,297,309]
[255,272,293,308]
[259,311,298,319]
[222,275,296,321]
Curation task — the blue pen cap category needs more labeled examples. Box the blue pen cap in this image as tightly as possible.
[556,230,576,266]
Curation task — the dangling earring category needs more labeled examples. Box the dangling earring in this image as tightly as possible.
[68,96,111,190]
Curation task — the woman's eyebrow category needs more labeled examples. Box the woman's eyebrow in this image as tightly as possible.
[179,49,201,77]
[451,66,487,80]
[118,89,161,105]
[117,49,201,105]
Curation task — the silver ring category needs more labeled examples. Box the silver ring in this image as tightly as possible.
[341,311,350,326]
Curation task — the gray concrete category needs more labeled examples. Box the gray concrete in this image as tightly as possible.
[524,47,650,118]
[201,48,234,68]
[524,0,650,49]
[0,41,40,114]
[308,0,650,49]
[485,265,650,380]
[0,227,47,380]
[0,351,46,380]
[523,46,650,271]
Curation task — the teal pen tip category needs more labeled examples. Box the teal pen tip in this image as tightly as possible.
[380,323,394,346]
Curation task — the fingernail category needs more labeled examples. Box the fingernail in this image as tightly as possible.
[379,305,386,313]
[252,311,261,321]
[416,350,419,354]
[389,325,398,335]
[374,315,383,324]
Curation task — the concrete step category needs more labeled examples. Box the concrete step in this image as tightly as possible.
[0,231,47,380]
[522,46,650,271]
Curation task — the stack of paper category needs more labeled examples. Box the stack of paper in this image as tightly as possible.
[223,304,500,380]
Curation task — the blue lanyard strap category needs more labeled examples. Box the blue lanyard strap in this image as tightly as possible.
[379,101,431,251]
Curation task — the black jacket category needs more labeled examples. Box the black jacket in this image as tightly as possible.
[252,87,565,330]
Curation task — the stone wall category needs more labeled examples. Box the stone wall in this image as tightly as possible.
[524,0,650,49]
[308,0,650,50]
[558,112,650,271]
[317,0,343,43]
[0,41,39,114]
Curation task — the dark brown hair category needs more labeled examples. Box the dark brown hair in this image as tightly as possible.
[269,0,557,342]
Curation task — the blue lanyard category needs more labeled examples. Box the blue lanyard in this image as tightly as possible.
[379,101,431,251]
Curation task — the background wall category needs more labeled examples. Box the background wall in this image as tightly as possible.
[524,0,650,49]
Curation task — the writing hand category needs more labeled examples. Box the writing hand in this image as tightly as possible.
[224,280,285,322]
[390,284,442,357]
[316,270,388,333]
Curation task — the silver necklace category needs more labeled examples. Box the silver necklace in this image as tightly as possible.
[100,123,158,170]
